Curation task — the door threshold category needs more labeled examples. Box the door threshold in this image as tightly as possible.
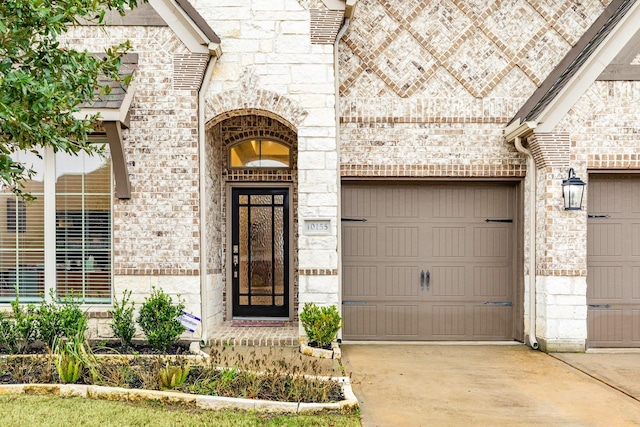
[232,317,291,321]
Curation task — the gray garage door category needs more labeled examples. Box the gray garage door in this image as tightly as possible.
[588,175,640,348]
[341,182,518,341]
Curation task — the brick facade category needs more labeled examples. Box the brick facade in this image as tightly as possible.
[16,1,635,350]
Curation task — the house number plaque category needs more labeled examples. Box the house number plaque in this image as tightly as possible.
[303,219,331,235]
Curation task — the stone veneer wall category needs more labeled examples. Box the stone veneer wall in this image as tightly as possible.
[197,0,341,324]
[61,26,203,340]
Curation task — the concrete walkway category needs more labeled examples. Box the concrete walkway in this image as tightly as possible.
[341,344,640,426]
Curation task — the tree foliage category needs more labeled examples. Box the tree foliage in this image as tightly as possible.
[0,0,141,197]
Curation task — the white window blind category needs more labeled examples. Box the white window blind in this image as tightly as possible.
[55,148,112,302]
[0,152,45,302]
[0,147,112,304]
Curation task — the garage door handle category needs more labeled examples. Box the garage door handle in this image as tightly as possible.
[420,270,425,291]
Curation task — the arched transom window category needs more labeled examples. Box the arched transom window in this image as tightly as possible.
[229,139,291,168]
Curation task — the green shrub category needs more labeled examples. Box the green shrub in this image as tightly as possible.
[0,296,39,354]
[13,302,39,345]
[0,317,18,353]
[36,291,87,349]
[0,298,39,354]
[108,289,136,348]
[299,303,343,348]
[137,287,185,352]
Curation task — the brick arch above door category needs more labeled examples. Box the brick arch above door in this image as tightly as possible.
[205,93,308,131]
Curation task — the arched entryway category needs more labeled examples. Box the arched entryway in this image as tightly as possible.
[205,111,298,320]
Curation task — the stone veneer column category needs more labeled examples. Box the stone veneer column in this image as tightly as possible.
[199,0,340,325]
[297,76,340,311]
[529,133,588,352]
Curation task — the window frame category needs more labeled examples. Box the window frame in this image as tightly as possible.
[0,145,113,304]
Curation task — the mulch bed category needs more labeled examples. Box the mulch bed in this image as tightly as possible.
[0,341,192,356]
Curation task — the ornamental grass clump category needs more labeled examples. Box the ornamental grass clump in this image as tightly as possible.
[51,316,99,384]
[299,303,343,348]
[159,361,191,390]
[137,287,185,352]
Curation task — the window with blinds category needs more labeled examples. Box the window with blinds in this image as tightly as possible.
[0,147,112,304]
[55,149,112,302]
[0,152,45,302]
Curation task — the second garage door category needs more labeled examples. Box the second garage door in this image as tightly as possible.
[588,175,640,348]
[341,182,520,341]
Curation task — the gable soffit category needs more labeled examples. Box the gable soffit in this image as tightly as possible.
[598,27,640,80]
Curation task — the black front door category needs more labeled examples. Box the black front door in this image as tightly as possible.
[231,188,289,317]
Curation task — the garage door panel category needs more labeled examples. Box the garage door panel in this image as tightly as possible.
[632,224,640,256]
[588,223,622,257]
[473,187,512,219]
[633,311,640,342]
[432,188,466,218]
[385,227,419,257]
[587,266,623,299]
[386,187,419,218]
[474,227,509,258]
[385,266,420,297]
[633,184,640,213]
[589,309,623,343]
[474,266,510,298]
[432,305,466,337]
[432,227,466,257]
[343,265,378,297]
[342,186,377,219]
[473,305,511,337]
[343,226,377,258]
[589,180,622,214]
[633,267,640,299]
[384,305,419,336]
[431,266,466,297]
[343,305,377,337]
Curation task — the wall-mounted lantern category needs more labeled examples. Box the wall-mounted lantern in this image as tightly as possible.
[562,168,586,210]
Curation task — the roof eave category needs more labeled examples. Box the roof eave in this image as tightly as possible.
[536,2,640,132]
[504,120,538,143]
[149,0,221,55]
[508,0,640,133]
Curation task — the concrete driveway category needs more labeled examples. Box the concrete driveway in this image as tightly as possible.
[341,344,640,426]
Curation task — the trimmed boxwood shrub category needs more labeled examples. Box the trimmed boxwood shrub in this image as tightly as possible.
[137,287,185,352]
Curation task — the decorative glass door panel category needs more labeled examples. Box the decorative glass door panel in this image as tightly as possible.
[232,188,289,317]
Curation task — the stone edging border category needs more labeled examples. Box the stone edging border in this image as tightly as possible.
[0,379,358,414]
[0,343,358,413]
[299,339,341,359]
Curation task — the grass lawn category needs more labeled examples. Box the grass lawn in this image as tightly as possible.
[0,395,361,427]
